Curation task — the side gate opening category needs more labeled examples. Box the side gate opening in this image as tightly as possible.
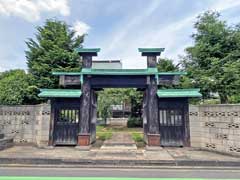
[51,98,81,146]
[158,98,189,147]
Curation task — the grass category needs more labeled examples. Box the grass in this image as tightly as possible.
[96,125,142,132]
[131,132,145,148]
[131,132,144,142]
[96,125,113,141]
[95,125,145,148]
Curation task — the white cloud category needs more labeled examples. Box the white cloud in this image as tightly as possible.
[98,0,240,69]
[103,0,162,56]
[0,65,5,72]
[211,0,240,12]
[0,0,70,22]
[72,20,91,36]
[98,0,163,69]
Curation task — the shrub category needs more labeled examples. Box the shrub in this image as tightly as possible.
[127,117,143,128]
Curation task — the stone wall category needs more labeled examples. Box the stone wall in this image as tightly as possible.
[189,105,240,156]
[1,103,240,155]
[106,118,128,126]
[0,104,50,147]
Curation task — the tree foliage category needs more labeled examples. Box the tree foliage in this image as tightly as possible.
[0,70,38,105]
[182,11,240,103]
[97,88,143,123]
[157,58,179,72]
[26,19,84,90]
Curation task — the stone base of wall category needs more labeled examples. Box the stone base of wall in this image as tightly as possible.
[0,137,14,150]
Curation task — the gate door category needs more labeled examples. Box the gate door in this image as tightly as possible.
[53,104,80,145]
[159,99,187,147]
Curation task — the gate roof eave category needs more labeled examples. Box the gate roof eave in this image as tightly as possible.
[38,89,82,98]
[157,88,202,98]
[52,70,187,76]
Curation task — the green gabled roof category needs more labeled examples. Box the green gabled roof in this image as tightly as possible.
[138,48,165,53]
[38,89,82,98]
[81,68,158,75]
[75,48,100,53]
[158,72,187,75]
[52,72,82,75]
[157,89,202,98]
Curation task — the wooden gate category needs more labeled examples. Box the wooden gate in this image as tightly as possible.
[53,99,80,145]
[158,98,189,147]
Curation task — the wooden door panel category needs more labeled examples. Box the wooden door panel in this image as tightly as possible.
[159,108,185,147]
[53,108,79,145]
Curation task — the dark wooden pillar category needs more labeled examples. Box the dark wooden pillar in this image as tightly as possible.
[138,48,164,68]
[184,99,191,147]
[142,90,148,142]
[90,90,97,143]
[76,48,100,146]
[146,76,160,146]
[77,48,100,69]
[82,55,93,68]
[78,77,91,146]
[48,99,55,146]
[147,54,157,68]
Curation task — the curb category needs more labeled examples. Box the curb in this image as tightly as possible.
[0,157,240,167]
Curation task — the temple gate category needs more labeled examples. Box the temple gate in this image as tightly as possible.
[39,48,201,147]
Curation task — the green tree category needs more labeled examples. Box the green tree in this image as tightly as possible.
[26,19,84,91]
[182,11,240,103]
[157,58,178,72]
[0,70,37,105]
[157,57,193,89]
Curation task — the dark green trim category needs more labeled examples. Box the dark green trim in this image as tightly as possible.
[157,89,202,98]
[158,72,187,75]
[75,48,100,53]
[52,70,186,76]
[38,89,82,98]
[81,68,158,75]
[52,72,82,75]
[138,48,165,53]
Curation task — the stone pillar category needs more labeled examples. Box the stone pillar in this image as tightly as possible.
[78,77,91,146]
[146,76,160,146]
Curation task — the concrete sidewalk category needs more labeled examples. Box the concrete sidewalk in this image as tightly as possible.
[0,145,239,167]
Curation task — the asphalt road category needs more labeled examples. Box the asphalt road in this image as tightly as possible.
[0,167,240,179]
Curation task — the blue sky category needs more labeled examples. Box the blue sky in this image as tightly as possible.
[0,0,240,71]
